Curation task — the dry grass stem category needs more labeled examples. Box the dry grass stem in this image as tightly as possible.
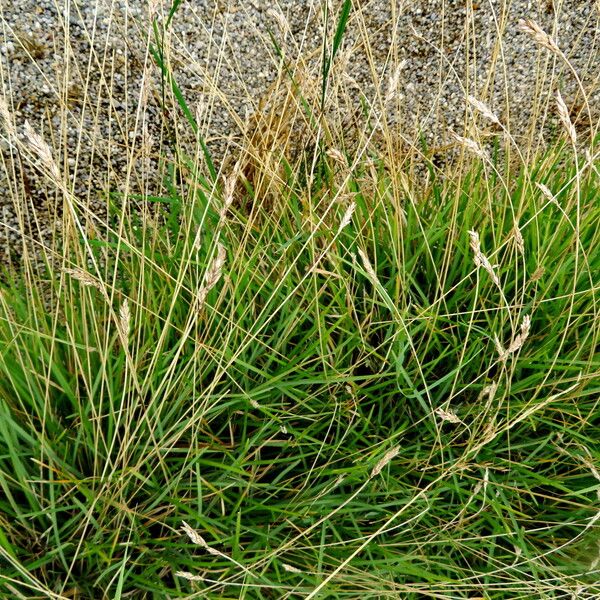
[468,230,500,286]
[518,18,561,55]
[371,445,400,478]
[555,90,577,145]
[23,120,61,183]
[467,95,500,126]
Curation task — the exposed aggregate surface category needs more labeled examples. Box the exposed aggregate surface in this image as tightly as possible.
[0,0,598,263]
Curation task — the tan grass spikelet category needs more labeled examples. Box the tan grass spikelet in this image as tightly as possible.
[337,201,356,233]
[282,563,303,574]
[435,407,463,425]
[385,61,406,104]
[467,95,500,126]
[468,230,500,287]
[513,224,525,255]
[326,147,346,164]
[555,90,577,145]
[63,267,103,291]
[24,120,61,183]
[506,314,531,356]
[357,248,378,282]
[450,131,488,161]
[118,299,131,342]
[517,18,561,55]
[535,182,560,207]
[175,571,203,581]
[370,445,400,478]
[0,97,16,137]
[496,315,532,361]
[197,243,226,311]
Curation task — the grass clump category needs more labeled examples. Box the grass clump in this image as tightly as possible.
[0,2,599,599]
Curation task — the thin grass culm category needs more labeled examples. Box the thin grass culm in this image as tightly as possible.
[0,1,599,599]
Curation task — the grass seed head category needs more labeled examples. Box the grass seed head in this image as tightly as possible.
[467,95,500,126]
[63,267,103,290]
[118,299,131,341]
[0,96,16,137]
[518,18,561,55]
[24,120,61,183]
[513,225,525,255]
[371,445,400,478]
[197,244,227,310]
[358,248,377,282]
[282,563,303,574]
[536,182,560,206]
[450,131,488,161]
[338,201,356,232]
[435,407,462,425]
[555,90,577,145]
[468,229,500,286]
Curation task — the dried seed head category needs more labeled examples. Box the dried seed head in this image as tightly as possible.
[63,267,103,290]
[517,18,561,55]
[506,314,531,355]
[267,8,290,36]
[219,162,241,223]
[496,314,532,361]
[435,407,463,425]
[467,95,500,126]
[338,201,356,233]
[326,147,346,164]
[197,244,227,311]
[282,563,303,574]
[358,248,377,282]
[530,266,545,282]
[0,96,16,137]
[513,224,524,255]
[175,571,203,582]
[118,299,131,341]
[147,0,161,18]
[370,445,400,478]
[555,90,577,145]
[385,61,406,104]
[24,120,61,183]
[450,131,488,161]
[468,229,500,286]
[181,521,208,547]
[481,381,498,404]
[535,182,560,207]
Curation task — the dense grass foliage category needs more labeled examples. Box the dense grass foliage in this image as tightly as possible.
[0,133,599,598]
[1,1,599,597]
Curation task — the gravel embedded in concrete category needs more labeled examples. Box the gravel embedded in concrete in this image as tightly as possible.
[0,0,598,264]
